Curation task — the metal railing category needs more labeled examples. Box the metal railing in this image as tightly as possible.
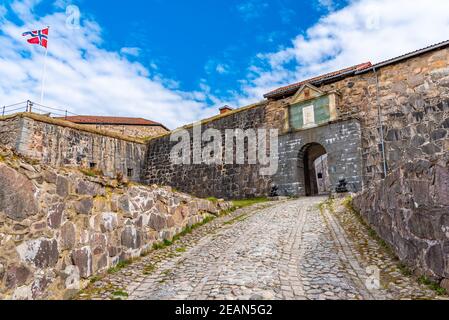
[1,100,78,118]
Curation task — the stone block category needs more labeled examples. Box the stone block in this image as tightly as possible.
[71,247,92,278]
[0,164,38,221]
[17,238,59,269]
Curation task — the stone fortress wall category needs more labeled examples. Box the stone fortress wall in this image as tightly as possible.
[0,146,229,300]
[143,45,449,199]
[0,113,147,182]
[80,123,168,139]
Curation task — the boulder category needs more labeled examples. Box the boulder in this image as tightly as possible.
[0,163,38,221]
[60,222,76,250]
[16,238,59,269]
[71,247,92,278]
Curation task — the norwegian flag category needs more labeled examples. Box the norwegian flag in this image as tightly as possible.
[22,27,49,48]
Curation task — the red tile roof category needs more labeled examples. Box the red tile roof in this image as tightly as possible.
[264,62,372,99]
[57,115,168,129]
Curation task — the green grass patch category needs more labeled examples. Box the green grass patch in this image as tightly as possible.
[231,197,269,209]
[89,275,102,284]
[176,247,187,253]
[224,214,248,226]
[143,264,156,275]
[206,197,219,203]
[418,276,447,295]
[107,260,132,274]
[80,167,104,177]
[111,290,129,298]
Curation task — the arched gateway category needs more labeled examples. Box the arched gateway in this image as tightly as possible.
[272,83,364,197]
[299,143,330,196]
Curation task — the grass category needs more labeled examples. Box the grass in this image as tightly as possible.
[143,264,156,275]
[107,260,133,274]
[206,197,219,203]
[224,213,248,226]
[111,290,129,298]
[175,247,187,253]
[231,197,269,209]
[418,276,447,296]
[89,275,102,284]
[80,167,104,178]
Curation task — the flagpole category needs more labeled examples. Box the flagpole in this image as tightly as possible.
[40,26,49,105]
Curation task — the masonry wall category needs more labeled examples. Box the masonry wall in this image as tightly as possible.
[80,124,168,139]
[353,152,449,283]
[144,103,274,199]
[275,119,363,196]
[267,46,449,187]
[0,146,229,300]
[0,114,147,181]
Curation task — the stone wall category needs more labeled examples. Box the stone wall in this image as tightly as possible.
[268,46,449,187]
[80,124,169,139]
[144,103,274,199]
[0,146,230,300]
[0,114,147,181]
[352,152,449,284]
[275,119,363,196]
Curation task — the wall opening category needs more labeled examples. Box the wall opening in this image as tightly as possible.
[298,143,330,196]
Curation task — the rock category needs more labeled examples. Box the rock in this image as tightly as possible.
[74,198,94,215]
[60,222,76,250]
[441,279,449,292]
[42,171,57,184]
[64,265,80,290]
[149,213,167,231]
[16,238,59,269]
[47,203,65,229]
[56,176,70,197]
[431,129,447,141]
[422,143,441,155]
[426,244,445,277]
[409,208,446,240]
[410,135,426,147]
[76,180,103,196]
[5,265,32,289]
[71,247,93,278]
[0,163,38,221]
[441,118,449,129]
[101,212,118,232]
[12,285,33,300]
[93,253,108,273]
[121,226,142,249]
[20,163,36,172]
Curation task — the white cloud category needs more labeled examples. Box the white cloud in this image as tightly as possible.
[120,47,141,57]
[0,2,218,129]
[236,0,449,105]
[216,63,229,74]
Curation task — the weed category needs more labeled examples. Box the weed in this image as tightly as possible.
[107,260,132,274]
[111,290,128,297]
[176,247,187,253]
[418,276,447,295]
[232,197,269,209]
[143,264,156,275]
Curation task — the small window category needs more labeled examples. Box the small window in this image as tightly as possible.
[89,162,97,169]
[317,173,323,179]
[127,168,134,177]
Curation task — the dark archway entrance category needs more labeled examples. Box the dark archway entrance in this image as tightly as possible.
[299,143,330,196]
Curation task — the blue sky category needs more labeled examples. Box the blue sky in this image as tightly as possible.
[1,0,449,128]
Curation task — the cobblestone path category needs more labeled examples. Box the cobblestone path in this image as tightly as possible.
[79,197,445,300]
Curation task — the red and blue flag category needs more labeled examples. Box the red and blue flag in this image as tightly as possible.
[22,27,49,48]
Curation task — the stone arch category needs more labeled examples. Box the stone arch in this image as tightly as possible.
[298,142,329,196]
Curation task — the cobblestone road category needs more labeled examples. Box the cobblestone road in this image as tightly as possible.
[79,197,445,300]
